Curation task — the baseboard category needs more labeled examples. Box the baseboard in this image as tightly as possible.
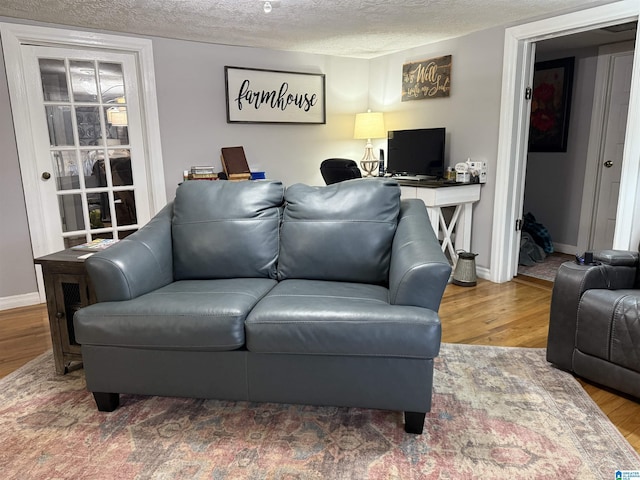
[477,265,490,281]
[0,292,42,311]
[553,242,577,255]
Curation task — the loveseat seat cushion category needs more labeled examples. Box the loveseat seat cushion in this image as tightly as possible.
[278,179,400,284]
[576,289,640,373]
[172,180,284,280]
[75,278,277,351]
[245,279,441,359]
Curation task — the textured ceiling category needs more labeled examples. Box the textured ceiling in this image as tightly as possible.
[0,0,624,58]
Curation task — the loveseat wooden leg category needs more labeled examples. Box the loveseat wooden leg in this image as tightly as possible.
[404,411,426,434]
[93,392,120,412]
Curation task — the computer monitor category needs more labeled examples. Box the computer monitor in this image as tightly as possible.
[387,127,446,179]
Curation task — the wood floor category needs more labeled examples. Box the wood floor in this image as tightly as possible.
[1,278,639,454]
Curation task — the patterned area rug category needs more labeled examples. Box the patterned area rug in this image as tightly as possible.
[1,344,638,479]
[518,252,574,282]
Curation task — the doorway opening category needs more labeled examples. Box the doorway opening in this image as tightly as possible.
[490,1,640,284]
[516,27,636,284]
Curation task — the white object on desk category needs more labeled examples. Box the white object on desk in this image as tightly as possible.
[400,184,481,264]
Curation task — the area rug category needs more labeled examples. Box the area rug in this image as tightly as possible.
[518,252,574,282]
[1,344,638,479]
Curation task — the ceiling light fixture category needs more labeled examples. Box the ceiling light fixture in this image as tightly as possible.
[259,0,280,14]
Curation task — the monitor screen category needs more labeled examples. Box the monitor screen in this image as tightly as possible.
[387,128,446,178]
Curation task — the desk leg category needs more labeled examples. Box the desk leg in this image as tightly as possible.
[439,205,461,265]
[426,207,440,241]
[455,203,473,253]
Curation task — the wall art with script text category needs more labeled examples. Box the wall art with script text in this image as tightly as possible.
[225,66,326,124]
[402,55,452,102]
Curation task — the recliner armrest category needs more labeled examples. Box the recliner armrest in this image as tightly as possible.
[594,249,639,267]
[547,259,637,370]
[389,199,451,311]
[85,203,174,302]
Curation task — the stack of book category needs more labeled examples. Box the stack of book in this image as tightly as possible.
[186,166,218,181]
[71,238,119,251]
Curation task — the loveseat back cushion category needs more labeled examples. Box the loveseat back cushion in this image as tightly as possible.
[278,179,400,284]
[172,180,284,280]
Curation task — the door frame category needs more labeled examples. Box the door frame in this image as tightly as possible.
[490,1,640,283]
[1,23,167,298]
[579,42,635,253]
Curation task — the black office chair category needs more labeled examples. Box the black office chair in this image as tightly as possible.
[320,158,362,185]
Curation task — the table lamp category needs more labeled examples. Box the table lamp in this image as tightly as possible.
[354,110,385,176]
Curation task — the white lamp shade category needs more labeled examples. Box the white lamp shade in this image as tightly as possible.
[107,108,128,126]
[353,111,385,139]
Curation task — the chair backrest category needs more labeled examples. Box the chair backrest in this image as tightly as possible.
[320,158,362,185]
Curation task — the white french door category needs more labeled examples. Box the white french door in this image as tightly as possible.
[1,23,166,301]
[22,46,151,249]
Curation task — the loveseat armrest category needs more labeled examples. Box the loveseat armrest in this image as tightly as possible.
[389,199,451,311]
[85,203,174,302]
[547,255,637,370]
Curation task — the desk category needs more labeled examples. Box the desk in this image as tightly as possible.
[399,183,481,263]
[34,249,96,374]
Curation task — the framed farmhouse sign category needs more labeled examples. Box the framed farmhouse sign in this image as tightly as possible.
[402,55,452,101]
[225,66,326,124]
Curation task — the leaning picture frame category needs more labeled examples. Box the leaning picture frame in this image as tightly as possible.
[528,57,575,152]
[225,66,326,124]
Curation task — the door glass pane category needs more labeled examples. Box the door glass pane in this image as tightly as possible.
[115,191,137,226]
[99,62,125,104]
[110,152,132,186]
[70,60,98,103]
[46,106,74,146]
[87,192,110,230]
[104,105,129,144]
[51,151,79,191]
[81,150,105,187]
[39,59,69,101]
[76,106,103,146]
[58,194,85,232]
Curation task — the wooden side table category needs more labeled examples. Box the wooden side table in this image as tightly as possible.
[34,249,97,374]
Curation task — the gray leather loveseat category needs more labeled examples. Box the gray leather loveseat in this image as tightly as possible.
[74,178,451,434]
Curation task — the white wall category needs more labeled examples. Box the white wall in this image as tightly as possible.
[369,27,505,268]
[0,36,40,302]
[152,38,370,201]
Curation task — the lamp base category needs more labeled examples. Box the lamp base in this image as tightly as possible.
[360,160,379,176]
[359,141,379,177]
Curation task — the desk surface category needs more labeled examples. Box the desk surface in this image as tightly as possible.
[393,178,480,188]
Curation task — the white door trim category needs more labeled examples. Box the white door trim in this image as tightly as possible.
[490,1,640,283]
[0,22,167,261]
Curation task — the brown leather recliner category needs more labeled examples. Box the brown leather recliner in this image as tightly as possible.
[547,249,640,399]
